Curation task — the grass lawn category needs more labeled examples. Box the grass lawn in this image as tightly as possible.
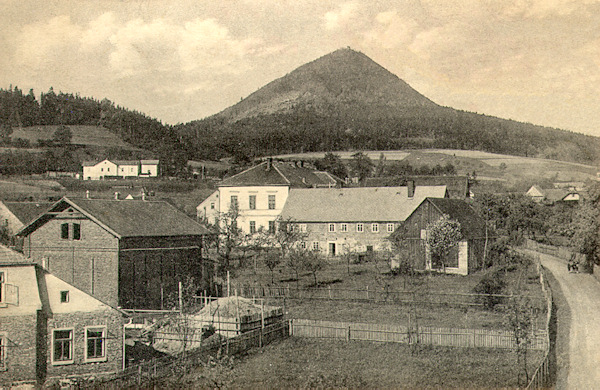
[230,256,546,331]
[172,337,543,389]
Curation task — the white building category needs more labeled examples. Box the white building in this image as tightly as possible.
[197,159,340,234]
[82,159,159,180]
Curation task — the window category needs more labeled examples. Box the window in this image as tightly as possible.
[328,223,335,232]
[100,168,103,172]
[341,223,348,232]
[387,223,395,233]
[0,334,5,370]
[300,241,307,249]
[230,195,238,209]
[60,290,69,303]
[52,329,74,364]
[121,168,124,172]
[312,241,320,251]
[107,167,110,172]
[210,202,215,210]
[372,223,379,233]
[85,327,106,362]
[73,223,81,240]
[249,221,256,234]
[61,223,69,239]
[299,224,307,233]
[356,223,364,232]
[249,195,256,210]
[268,221,276,234]
[268,195,276,210]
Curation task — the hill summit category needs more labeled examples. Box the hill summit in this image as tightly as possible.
[218,48,436,121]
[177,48,600,165]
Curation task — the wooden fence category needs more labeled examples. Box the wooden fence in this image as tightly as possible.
[526,258,556,389]
[84,320,289,389]
[230,283,545,309]
[289,318,548,350]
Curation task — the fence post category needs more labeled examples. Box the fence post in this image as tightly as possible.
[289,319,293,336]
[347,326,351,342]
[329,285,332,299]
[366,285,369,301]
[473,329,476,347]
[137,365,142,386]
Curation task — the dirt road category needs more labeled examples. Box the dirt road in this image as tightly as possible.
[539,253,600,389]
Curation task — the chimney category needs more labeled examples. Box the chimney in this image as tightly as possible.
[114,192,120,200]
[266,157,273,171]
[407,180,415,198]
[86,190,91,199]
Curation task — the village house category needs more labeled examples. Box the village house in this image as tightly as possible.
[0,246,126,387]
[400,198,488,275]
[17,197,213,310]
[197,159,340,233]
[364,175,473,199]
[525,185,580,203]
[82,159,159,180]
[279,184,448,256]
[0,201,53,249]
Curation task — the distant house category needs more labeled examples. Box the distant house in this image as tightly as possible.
[197,191,220,225]
[401,198,488,275]
[526,185,580,203]
[363,175,473,199]
[18,197,213,310]
[82,159,159,180]
[199,159,341,234]
[279,185,448,256]
[0,246,126,386]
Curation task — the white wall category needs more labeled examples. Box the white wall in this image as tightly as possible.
[218,185,289,234]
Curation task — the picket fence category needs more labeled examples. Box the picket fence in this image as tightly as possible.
[289,318,548,350]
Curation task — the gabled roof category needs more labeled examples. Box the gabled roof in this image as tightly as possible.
[364,175,470,199]
[1,201,53,225]
[219,161,339,188]
[419,198,486,239]
[141,160,160,164]
[280,186,447,222]
[18,197,211,238]
[113,160,140,165]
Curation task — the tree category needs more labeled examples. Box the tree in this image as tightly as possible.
[52,125,72,146]
[211,204,244,271]
[315,152,348,179]
[426,214,463,269]
[263,250,282,284]
[273,218,308,258]
[374,152,386,177]
[163,277,202,357]
[507,296,533,387]
[349,152,374,183]
[571,181,600,269]
[300,249,326,287]
[0,123,12,144]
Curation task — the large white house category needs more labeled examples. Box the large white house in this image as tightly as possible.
[197,159,340,233]
[82,159,159,180]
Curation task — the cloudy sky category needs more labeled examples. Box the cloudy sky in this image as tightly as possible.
[3,0,600,137]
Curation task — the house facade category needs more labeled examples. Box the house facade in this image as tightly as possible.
[196,191,220,225]
[82,159,159,180]
[0,248,125,387]
[18,197,212,310]
[279,185,448,256]
[526,185,580,203]
[199,159,340,234]
[401,198,487,275]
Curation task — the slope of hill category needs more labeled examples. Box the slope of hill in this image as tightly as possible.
[13,125,139,149]
[177,48,600,165]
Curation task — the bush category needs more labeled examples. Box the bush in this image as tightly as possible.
[473,269,507,310]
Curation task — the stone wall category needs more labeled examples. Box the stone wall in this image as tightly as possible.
[0,313,39,385]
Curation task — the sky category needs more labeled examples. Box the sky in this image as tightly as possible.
[2,0,600,137]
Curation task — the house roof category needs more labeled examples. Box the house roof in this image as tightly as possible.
[141,160,160,164]
[1,201,53,225]
[18,197,211,238]
[421,198,486,239]
[113,160,140,165]
[0,244,34,264]
[82,160,98,167]
[526,185,578,202]
[219,161,339,188]
[364,175,470,199]
[280,186,448,222]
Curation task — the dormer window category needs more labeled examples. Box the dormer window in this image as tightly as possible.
[60,290,69,303]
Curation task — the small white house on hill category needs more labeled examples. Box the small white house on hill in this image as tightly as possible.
[82,159,159,180]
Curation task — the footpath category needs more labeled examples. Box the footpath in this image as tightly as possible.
[524,249,600,389]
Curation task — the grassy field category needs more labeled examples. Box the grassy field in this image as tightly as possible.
[12,125,138,149]
[171,337,542,389]
[230,256,546,331]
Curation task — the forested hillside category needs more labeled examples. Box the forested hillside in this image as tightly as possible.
[0,86,188,174]
[176,48,600,165]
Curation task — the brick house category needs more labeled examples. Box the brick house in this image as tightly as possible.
[400,198,487,275]
[279,185,448,256]
[0,246,126,387]
[197,159,340,233]
[18,197,213,310]
[0,201,53,249]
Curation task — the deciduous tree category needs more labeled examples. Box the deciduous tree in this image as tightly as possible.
[426,214,462,269]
